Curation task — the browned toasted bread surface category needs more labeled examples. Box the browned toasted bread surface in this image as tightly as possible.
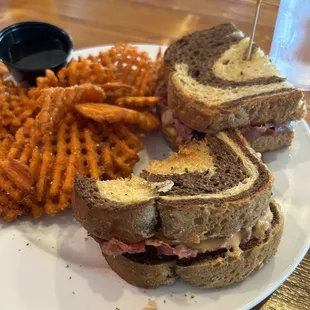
[164,23,306,132]
[72,131,273,243]
[73,175,157,243]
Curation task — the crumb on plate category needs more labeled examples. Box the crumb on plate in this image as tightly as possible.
[143,299,157,310]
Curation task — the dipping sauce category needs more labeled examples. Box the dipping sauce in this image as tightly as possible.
[9,38,68,70]
[0,21,72,85]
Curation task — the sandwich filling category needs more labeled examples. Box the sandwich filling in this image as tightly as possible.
[157,84,295,146]
[100,205,273,259]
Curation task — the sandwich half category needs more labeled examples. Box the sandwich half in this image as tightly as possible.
[161,23,307,152]
[72,131,283,289]
[104,200,283,289]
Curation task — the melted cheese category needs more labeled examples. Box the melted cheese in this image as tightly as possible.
[156,206,273,259]
[186,231,242,258]
[253,206,273,239]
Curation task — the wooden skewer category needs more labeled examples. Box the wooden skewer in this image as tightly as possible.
[246,0,262,60]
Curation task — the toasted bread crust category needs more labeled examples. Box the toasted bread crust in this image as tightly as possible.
[176,201,283,288]
[248,130,295,153]
[141,131,274,239]
[168,77,305,132]
[156,189,272,240]
[159,107,296,153]
[73,176,157,243]
[73,177,272,242]
[103,201,283,288]
[73,131,273,242]
[104,254,177,288]
[164,23,306,132]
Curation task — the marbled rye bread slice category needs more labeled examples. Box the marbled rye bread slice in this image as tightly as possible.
[103,201,284,289]
[73,131,273,243]
[164,23,306,132]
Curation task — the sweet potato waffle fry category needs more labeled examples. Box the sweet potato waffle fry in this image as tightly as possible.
[0,43,163,222]
[36,59,116,89]
[0,63,8,75]
[75,103,160,131]
[0,77,38,135]
[0,113,142,220]
[29,44,163,101]
[35,84,106,135]
[103,44,163,96]
[115,96,159,108]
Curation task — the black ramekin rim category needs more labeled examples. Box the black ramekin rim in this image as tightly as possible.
[0,21,73,72]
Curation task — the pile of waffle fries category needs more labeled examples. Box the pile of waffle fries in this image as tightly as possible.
[0,44,163,221]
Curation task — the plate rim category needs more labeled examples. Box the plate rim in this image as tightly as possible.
[2,43,309,310]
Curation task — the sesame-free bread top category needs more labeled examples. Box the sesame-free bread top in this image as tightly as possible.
[141,131,273,241]
[72,131,273,243]
[142,131,272,202]
[164,23,306,132]
[72,176,158,243]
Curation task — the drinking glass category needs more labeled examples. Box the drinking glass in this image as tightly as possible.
[270,0,310,90]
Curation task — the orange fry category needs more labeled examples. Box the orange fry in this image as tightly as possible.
[104,44,158,96]
[0,158,34,192]
[35,84,106,134]
[0,43,164,222]
[0,62,9,74]
[101,82,133,91]
[101,82,134,98]
[58,59,116,86]
[115,96,159,108]
[75,103,160,131]
[35,59,116,90]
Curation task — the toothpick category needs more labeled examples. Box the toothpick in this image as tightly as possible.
[246,0,262,60]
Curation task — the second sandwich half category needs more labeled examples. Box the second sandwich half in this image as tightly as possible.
[72,131,283,289]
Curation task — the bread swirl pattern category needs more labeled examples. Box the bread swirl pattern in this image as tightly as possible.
[164,23,306,132]
[142,131,272,202]
[165,23,288,93]
[73,131,273,242]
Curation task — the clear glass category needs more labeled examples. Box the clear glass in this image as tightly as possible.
[270,0,310,90]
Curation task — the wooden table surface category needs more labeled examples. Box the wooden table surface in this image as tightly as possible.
[0,0,309,309]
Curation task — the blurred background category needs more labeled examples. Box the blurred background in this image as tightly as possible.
[0,0,279,51]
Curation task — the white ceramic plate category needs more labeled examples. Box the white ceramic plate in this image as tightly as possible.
[1,45,309,310]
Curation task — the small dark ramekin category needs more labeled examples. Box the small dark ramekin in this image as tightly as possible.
[0,21,73,86]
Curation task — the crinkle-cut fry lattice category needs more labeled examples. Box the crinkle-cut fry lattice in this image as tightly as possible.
[104,43,163,96]
[0,43,163,221]
[29,44,163,99]
[88,122,143,178]
[0,132,42,221]
[35,59,117,90]
[0,112,142,220]
[0,77,38,135]
[115,96,159,108]
[34,84,106,135]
